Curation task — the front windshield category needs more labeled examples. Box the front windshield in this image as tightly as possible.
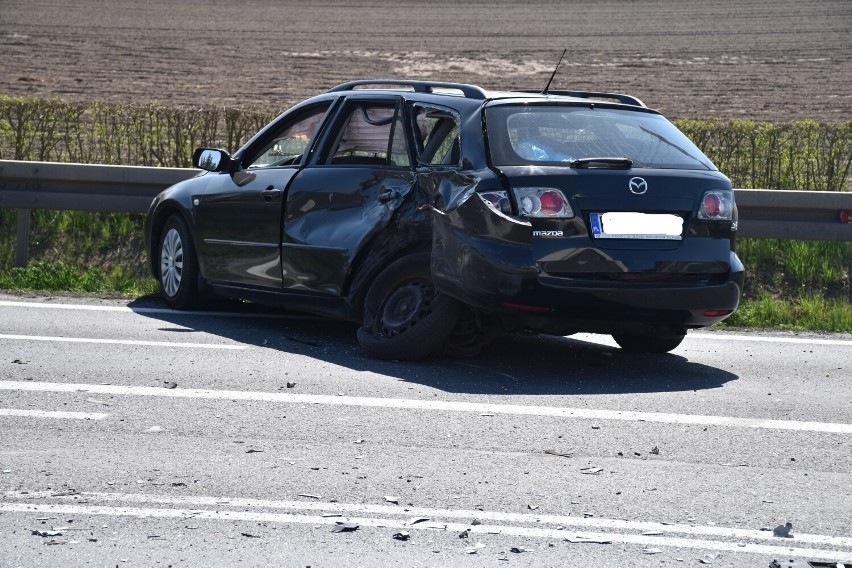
[486,105,715,170]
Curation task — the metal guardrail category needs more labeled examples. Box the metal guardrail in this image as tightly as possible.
[1,160,851,267]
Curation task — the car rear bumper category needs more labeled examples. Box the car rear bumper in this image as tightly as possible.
[432,214,744,333]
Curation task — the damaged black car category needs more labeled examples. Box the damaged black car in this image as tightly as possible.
[144,80,744,360]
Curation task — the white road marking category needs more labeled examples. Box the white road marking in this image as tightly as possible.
[0,409,108,420]
[2,300,850,347]
[0,334,247,350]
[2,381,851,434]
[1,495,850,561]
[0,300,320,320]
[686,332,852,347]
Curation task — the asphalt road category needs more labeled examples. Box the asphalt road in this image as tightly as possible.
[1,292,850,567]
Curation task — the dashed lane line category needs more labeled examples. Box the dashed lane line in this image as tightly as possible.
[2,381,851,434]
[0,409,108,420]
[0,334,247,350]
[0,496,850,562]
[0,300,320,320]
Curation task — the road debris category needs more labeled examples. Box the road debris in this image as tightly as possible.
[85,398,109,406]
[544,449,573,458]
[240,532,260,538]
[298,493,321,499]
[650,446,660,455]
[565,535,612,544]
[32,529,63,537]
[163,381,178,389]
[580,467,604,475]
[642,547,663,554]
[384,496,398,504]
[464,542,486,554]
[12,359,28,364]
[286,381,297,388]
[458,529,469,539]
[424,522,447,530]
[527,504,539,510]
[282,334,319,347]
[144,426,163,434]
[510,547,530,553]
[245,448,263,454]
[332,521,359,533]
[772,522,793,537]
[641,530,663,535]
[407,517,430,526]
[392,531,410,541]
[352,439,365,444]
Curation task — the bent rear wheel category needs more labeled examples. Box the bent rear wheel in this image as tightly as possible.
[158,214,199,310]
[357,253,461,360]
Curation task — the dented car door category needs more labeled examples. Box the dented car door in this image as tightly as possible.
[280,99,414,296]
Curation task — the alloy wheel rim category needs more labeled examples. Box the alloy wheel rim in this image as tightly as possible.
[160,228,184,297]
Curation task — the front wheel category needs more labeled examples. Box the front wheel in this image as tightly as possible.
[157,214,200,310]
[612,332,686,354]
[357,253,461,361]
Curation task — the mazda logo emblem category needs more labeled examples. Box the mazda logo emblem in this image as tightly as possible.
[629,177,648,194]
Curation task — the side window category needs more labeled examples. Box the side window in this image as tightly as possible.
[247,104,331,169]
[412,105,460,166]
[325,103,409,167]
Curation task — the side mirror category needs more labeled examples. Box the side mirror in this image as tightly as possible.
[192,148,233,172]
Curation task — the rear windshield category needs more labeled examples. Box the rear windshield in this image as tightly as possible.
[486,105,715,170]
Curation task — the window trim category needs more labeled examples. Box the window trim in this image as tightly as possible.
[240,101,335,170]
[408,102,463,168]
[314,98,411,169]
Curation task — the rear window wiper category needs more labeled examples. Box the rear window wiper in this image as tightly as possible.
[568,157,634,169]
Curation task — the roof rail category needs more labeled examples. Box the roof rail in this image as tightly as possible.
[327,80,488,100]
[515,89,646,107]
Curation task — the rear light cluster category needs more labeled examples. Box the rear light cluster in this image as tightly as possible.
[698,190,734,221]
[479,188,574,219]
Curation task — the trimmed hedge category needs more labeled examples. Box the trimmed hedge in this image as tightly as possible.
[1,96,851,191]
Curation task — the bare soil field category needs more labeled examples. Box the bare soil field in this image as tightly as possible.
[1,0,850,121]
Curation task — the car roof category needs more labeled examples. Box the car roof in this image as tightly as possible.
[324,80,654,112]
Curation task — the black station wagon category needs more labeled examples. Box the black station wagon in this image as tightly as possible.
[145,80,744,359]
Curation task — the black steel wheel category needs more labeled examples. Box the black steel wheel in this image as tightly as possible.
[612,331,686,354]
[157,214,200,310]
[357,253,461,360]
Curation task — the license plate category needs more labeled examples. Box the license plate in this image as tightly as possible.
[590,212,683,240]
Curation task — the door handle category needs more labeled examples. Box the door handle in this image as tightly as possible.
[260,187,282,202]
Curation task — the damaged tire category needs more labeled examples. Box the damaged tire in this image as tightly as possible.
[612,331,686,354]
[157,214,200,310]
[357,253,461,360]
[441,307,502,357]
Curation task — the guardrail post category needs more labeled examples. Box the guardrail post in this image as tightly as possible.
[14,208,31,268]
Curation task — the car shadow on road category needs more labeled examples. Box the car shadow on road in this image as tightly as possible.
[129,298,738,396]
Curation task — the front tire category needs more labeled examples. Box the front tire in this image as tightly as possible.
[612,331,686,354]
[357,253,461,360]
[157,214,200,310]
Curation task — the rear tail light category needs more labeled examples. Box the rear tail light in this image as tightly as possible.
[698,190,734,221]
[513,187,574,218]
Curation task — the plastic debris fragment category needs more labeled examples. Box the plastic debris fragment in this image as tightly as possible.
[565,535,612,544]
[332,521,359,533]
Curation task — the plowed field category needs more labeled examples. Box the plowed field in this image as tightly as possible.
[1,0,850,121]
